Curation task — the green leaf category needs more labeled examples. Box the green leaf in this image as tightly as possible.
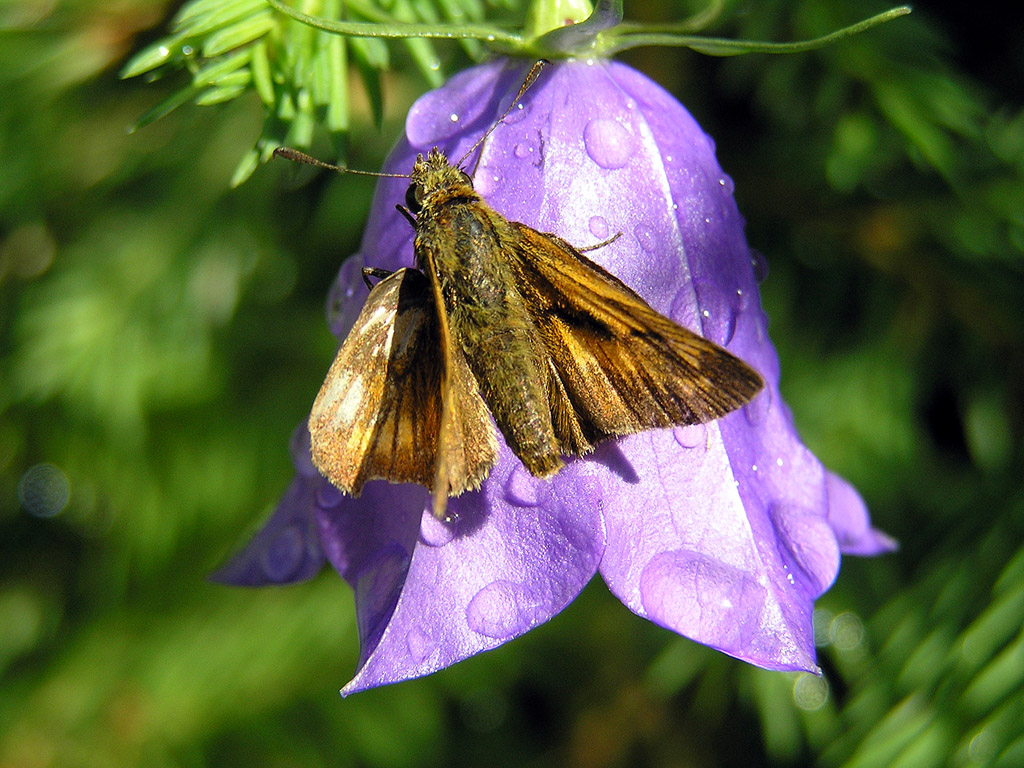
[120,35,188,79]
[201,9,276,57]
[250,40,275,107]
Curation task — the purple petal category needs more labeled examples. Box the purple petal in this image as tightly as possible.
[318,445,605,695]
[212,427,326,586]
[825,472,898,556]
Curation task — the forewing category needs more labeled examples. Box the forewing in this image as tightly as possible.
[306,269,430,494]
[507,225,764,454]
[308,267,496,507]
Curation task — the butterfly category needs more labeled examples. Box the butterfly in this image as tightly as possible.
[283,64,764,519]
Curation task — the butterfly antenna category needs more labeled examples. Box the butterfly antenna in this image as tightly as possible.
[273,147,409,179]
[456,59,548,170]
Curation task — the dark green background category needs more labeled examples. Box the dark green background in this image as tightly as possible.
[2,1,1022,765]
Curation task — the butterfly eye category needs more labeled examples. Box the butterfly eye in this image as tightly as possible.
[405,184,424,213]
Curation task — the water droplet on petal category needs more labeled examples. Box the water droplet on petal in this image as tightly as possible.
[406,626,435,663]
[467,581,537,639]
[695,286,738,346]
[474,166,500,196]
[502,100,530,125]
[588,215,610,239]
[315,481,346,510]
[583,118,636,170]
[770,503,840,594]
[744,387,772,426]
[735,288,750,311]
[260,524,305,582]
[513,142,531,159]
[503,466,549,508]
[718,175,735,194]
[420,512,455,547]
[633,224,657,253]
[750,249,769,283]
[673,423,708,450]
[640,550,769,656]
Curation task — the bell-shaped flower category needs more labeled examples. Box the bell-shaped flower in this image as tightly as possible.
[215,58,894,695]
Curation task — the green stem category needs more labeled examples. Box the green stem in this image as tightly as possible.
[601,6,912,56]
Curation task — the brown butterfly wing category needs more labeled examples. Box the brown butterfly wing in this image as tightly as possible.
[506,225,764,455]
[308,268,496,500]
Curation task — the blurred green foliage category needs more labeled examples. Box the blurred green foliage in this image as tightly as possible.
[2,0,1023,766]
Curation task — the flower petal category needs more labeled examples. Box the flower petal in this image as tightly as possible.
[329,446,605,695]
[212,429,326,586]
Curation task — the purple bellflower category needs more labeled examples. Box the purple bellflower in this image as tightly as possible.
[215,58,894,695]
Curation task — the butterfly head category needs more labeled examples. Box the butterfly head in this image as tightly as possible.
[406,148,476,214]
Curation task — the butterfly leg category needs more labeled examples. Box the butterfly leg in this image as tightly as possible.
[361,266,394,289]
[541,231,622,253]
[577,231,622,253]
[396,204,417,229]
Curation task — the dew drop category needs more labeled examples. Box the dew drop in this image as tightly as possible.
[158,45,169,58]
[588,215,610,239]
[449,112,459,123]
[695,288,737,346]
[314,481,346,510]
[420,512,455,547]
[259,524,305,582]
[503,466,548,508]
[502,100,530,125]
[673,423,708,450]
[513,142,532,159]
[718,175,735,194]
[750,249,770,284]
[583,118,636,170]
[640,550,768,654]
[474,167,500,197]
[633,224,657,253]
[735,287,750,311]
[467,581,537,639]
[181,45,194,56]
[406,626,435,663]
[744,388,772,426]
